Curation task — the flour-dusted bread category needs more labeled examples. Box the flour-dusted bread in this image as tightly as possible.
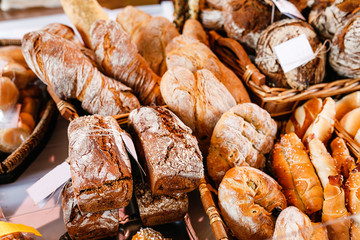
[207,103,277,186]
[61,181,119,240]
[128,106,204,195]
[255,19,326,90]
[68,115,133,213]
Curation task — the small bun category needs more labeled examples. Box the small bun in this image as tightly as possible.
[340,108,360,138]
[0,77,19,111]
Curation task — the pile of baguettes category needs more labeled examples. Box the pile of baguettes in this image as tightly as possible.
[4,0,358,239]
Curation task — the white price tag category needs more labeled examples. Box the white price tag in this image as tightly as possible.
[273,0,305,20]
[274,34,316,73]
[120,133,146,175]
[26,162,71,206]
[0,104,21,129]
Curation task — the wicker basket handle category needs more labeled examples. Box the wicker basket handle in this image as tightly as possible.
[209,31,265,86]
[199,179,228,240]
[47,86,79,121]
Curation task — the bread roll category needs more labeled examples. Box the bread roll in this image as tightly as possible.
[160,67,236,154]
[330,137,356,179]
[61,181,119,240]
[60,0,109,48]
[128,106,204,195]
[308,137,338,188]
[273,206,313,240]
[165,34,250,104]
[255,19,326,90]
[0,128,29,153]
[132,228,166,240]
[303,97,335,145]
[182,19,209,46]
[340,107,360,138]
[322,175,350,240]
[68,115,133,213]
[272,132,323,215]
[90,20,163,106]
[286,98,323,139]
[116,6,179,76]
[22,30,140,116]
[0,45,27,66]
[329,8,360,78]
[336,91,360,120]
[309,0,360,39]
[218,166,287,240]
[207,103,277,185]
[0,77,19,111]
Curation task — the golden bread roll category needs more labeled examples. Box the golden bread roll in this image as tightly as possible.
[330,137,356,179]
[303,97,335,145]
[1,61,37,89]
[218,166,287,240]
[345,165,360,239]
[19,112,36,134]
[0,46,27,66]
[132,228,167,240]
[286,98,323,139]
[182,19,209,46]
[0,128,30,153]
[340,107,360,138]
[322,175,350,240]
[272,132,323,215]
[0,77,19,111]
[335,91,360,120]
[207,103,277,185]
[308,137,338,188]
[60,0,109,48]
[273,206,313,240]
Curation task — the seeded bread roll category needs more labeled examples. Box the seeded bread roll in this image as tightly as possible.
[128,106,204,195]
[134,182,188,226]
[68,115,133,213]
[61,181,119,240]
[132,228,166,240]
[255,19,326,90]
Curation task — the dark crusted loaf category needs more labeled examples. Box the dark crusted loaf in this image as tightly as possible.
[61,181,119,240]
[135,182,188,226]
[68,114,133,213]
[128,106,204,195]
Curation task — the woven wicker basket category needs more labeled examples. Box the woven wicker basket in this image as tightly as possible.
[0,39,58,183]
[209,31,360,118]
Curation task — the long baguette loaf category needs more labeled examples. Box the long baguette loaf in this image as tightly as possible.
[90,20,164,106]
[22,30,140,116]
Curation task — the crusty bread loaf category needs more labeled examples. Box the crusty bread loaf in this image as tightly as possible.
[322,175,350,240]
[165,35,250,104]
[134,182,188,226]
[340,107,360,138]
[41,23,83,46]
[330,137,356,179]
[22,30,140,116]
[207,103,277,186]
[336,91,360,120]
[218,166,287,240]
[182,19,209,46]
[272,132,323,215]
[61,181,119,240]
[160,67,236,154]
[128,106,204,195]
[0,77,19,111]
[303,97,335,145]
[329,8,360,78]
[116,6,179,76]
[68,115,133,213]
[286,98,323,139]
[90,20,163,106]
[273,206,313,240]
[255,19,326,90]
[60,0,109,48]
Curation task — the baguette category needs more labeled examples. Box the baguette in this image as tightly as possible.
[272,132,323,215]
[90,20,164,106]
[22,30,140,116]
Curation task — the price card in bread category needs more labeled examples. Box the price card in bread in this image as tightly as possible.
[274,34,316,73]
[272,0,305,20]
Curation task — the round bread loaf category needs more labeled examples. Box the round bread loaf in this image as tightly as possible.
[273,206,313,240]
[309,0,360,39]
[329,9,360,78]
[218,166,287,240]
[255,19,326,90]
[207,103,277,186]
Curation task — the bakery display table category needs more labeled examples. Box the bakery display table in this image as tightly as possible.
[0,3,215,239]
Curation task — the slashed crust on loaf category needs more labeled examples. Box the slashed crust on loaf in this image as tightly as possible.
[207,103,277,186]
[128,106,204,195]
[68,115,133,213]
